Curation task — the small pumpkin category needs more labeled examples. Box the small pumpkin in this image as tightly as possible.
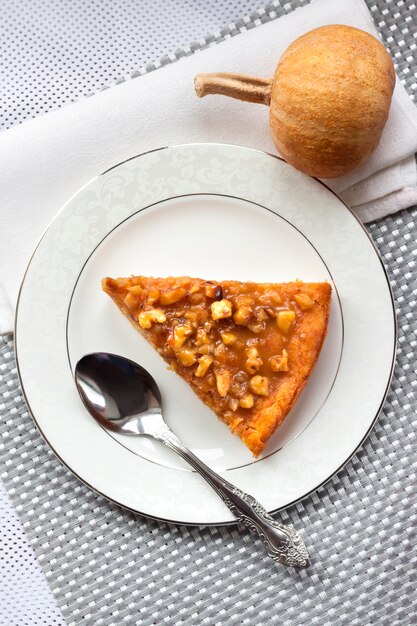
[194,25,395,178]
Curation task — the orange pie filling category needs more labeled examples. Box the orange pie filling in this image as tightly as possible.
[102,276,331,457]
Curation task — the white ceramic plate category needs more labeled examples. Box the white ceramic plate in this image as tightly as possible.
[16,144,396,525]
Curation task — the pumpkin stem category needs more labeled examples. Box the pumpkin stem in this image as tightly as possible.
[194,73,272,106]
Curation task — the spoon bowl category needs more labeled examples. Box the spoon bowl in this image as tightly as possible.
[75,352,310,568]
[76,352,164,436]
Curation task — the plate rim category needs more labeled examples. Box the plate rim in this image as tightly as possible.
[14,142,397,527]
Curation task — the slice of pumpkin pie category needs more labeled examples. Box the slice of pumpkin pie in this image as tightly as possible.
[102,275,331,457]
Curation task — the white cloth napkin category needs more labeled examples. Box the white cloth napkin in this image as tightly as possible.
[1,0,417,334]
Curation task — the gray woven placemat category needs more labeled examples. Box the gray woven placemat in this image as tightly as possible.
[1,207,416,626]
[1,1,417,625]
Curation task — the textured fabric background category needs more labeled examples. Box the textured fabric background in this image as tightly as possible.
[0,480,64,625]
[0,1,416,625]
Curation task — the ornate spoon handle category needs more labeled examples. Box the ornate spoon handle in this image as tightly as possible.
[153,425,309,568]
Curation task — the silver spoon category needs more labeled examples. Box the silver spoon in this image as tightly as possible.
[75,352,310,568]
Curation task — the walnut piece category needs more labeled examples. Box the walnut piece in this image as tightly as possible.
[171,323,193,350]
[249,375,269,396]
[236,295,254,307]
[124,292,138,311]
[205,284,223,299]
[184,310,198,324]
[195,328,210,346]
[159,287,187,305]
[221,332,238,346]
[197,344,213,356]
[269,349,289,372]
[233,306,252,325]
[177,349,197,366]
[215,369,232,397]
[245,347,263,374]
[248,321,266,334]
[195,355,213,377]
[259,292,282,306]
[138,308,166,329]
[229,398,239,412]
[294,293,314,310]
[255,308,268,322]
[276,310,296,334]
[239,394,254,409]
[214,342,228,363]
[211,299,233,320]
[189,292,204,305]
[147,288,160,304]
